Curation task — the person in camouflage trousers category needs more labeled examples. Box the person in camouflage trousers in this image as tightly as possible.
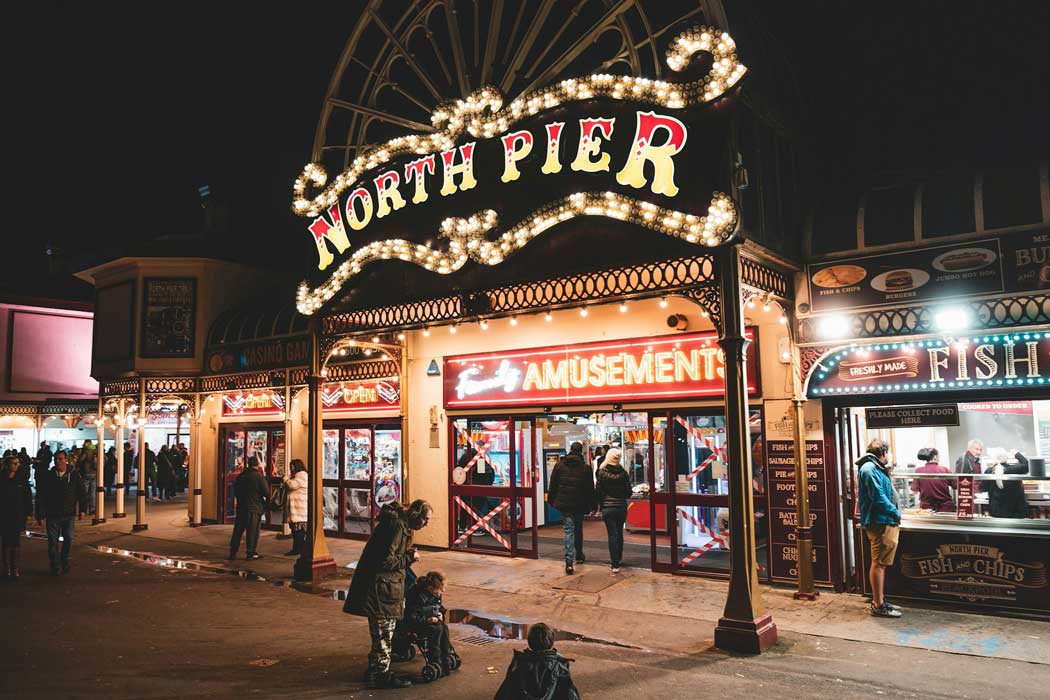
[344,499,433,689]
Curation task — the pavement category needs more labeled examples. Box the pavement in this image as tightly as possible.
[3,497,1048,699]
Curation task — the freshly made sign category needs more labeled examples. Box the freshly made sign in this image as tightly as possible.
[291,26,747,313]
[808,333,1050,397]
[443,331,758,409]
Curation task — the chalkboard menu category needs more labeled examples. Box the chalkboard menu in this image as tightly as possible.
[766,439,832,584]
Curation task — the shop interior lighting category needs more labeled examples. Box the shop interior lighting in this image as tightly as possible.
[933,306,972,334]
[292,24,746,315]
[817,314,851,340]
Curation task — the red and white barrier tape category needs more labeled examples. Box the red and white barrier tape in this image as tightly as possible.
[453,496,511,550]
[454,424,507,481]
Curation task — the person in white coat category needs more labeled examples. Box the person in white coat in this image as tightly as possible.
[283,459,309,556]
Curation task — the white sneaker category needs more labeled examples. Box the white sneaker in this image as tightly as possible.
[611,565,620,573]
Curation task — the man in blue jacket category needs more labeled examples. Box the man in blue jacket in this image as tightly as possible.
[856,439,903,618]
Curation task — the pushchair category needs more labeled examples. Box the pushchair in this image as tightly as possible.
[391,567,462,682]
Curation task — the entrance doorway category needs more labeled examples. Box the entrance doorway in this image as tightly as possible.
[449,417,538,557]
[219,424,285,526]
[449,409,770,578]
[321,421,403,539]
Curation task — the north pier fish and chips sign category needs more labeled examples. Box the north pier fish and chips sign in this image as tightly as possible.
[291,26,747,313]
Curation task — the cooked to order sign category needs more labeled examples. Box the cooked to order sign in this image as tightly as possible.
[865,404,960,429]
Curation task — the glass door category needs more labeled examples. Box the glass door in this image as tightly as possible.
[654,409,769,578]
[221,429,246,522]
[449,417,537,558]
[319,422,404,539]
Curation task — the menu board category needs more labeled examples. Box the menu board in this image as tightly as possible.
[807,228,1050,313]
[956,475,974,520]
[766,439,832,584]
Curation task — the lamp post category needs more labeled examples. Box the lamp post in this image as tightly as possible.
[295,318,337,580]
[713,242,778,654]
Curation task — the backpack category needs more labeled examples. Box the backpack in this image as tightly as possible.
[269,483,288,510]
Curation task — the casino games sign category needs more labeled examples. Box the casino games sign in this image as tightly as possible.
[292,26,747,313]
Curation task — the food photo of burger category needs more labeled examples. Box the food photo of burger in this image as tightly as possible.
[871,268,929,293]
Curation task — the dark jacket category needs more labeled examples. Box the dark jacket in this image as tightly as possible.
[548,453,595,515]
[595,464,631,509]
[35,446,52,471]
[36,468,84,520]
[233,467,270,514]
[0,472,33,534]
[144,449,157,481]
[123,449,135,482]
[856,454,900,527]
[104,451,118,486]
[405,585,445,627]
[344,501,414,619]
[460,447,495,486]
[157,450,173,482]
[983,453,1029,519]
[955,451,981,474]
[494,648,580,700]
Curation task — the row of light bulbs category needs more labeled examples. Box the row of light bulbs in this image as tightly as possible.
[296,191,737,314]
[292,25,745,218]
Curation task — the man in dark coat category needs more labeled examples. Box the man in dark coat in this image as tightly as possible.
[156,446,173,501]
[144,443,158,502]
[955,439,983,474]
[983,450,1030,518]
[344,499,433,689]
[123,442,135,494]
[36,451,83,575]
[33,442,52,489]
[228,456,269,560]
[547,442,595,575]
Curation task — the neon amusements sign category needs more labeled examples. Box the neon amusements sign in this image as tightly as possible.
[292,26,747,314]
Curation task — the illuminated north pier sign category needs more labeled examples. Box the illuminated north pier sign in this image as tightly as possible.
[443,331,759,409]
[292,26,747,313]
[807,332,1050,397]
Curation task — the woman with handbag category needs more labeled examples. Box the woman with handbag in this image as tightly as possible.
[283,459,308,555]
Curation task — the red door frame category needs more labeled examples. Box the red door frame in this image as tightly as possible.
[322,418,403,541]
[447,415,539,558]
[218,422,283,525]
[649,406,770,579]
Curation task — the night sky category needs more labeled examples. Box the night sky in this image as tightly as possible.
[15,1,1050,301]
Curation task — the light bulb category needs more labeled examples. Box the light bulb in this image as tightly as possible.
[422,328,430,337]
[779,315,787,325]
[579,308,589,318]
[545,312,553,322]
[619,303,628,313]
[449,325,458,334]
[397,333,405,341]
[480,320,489,330]
[372,336,380,344]
[659,298,668,309]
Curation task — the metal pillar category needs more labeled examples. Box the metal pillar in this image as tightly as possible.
[190,395,203,527]
[133,381,149,531]
[113,400,126,518]
[295,321,336,580]
[281,384,292,538]
[714,243,778,654]
[791,338,818,599]
[93,398,106,524]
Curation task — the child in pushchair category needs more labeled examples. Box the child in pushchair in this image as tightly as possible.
[392,570,461,681]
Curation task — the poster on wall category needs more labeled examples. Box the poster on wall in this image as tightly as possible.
[763,398,832,584]
[141,278,196,357]
[806,228,1049,313]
